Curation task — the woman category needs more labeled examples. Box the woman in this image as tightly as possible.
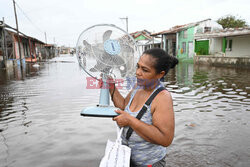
[110,48,178,167]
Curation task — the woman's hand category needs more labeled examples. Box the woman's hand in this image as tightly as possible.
[113,110,133,127]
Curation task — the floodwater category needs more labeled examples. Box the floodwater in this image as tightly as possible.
[0,54,249,167]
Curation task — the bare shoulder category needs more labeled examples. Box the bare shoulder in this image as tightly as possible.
[155,89,172,103]
[151,89,173,114]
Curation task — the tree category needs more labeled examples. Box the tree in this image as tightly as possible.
[217,15,248,28]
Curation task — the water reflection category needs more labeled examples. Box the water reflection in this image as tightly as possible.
[164,63,250,167]
[0,55,249,167]
[176,62,194,87]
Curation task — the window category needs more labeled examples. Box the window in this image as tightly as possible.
[204,27,211,33]
[229,40,232,51]
[226,39,233,51]
[182,42,186,54]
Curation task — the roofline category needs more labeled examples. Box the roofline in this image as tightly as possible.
[194,27,250,39]
[130,30,152,40]
[151,18,211,36]
[0,21,45,44]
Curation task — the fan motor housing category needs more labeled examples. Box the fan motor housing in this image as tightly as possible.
[104,39,121,55]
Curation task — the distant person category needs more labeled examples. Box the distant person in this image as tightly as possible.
[109,48,178,166]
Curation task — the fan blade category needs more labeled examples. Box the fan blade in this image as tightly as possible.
[103,30,112,42]
[89,67,98,72]
[83,40,92,53]
[118,40,134,53]
[83,40,91,47]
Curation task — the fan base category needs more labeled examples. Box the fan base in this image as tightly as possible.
[80,106,119,117]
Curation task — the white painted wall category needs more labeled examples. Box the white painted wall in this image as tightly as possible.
[137,45,144,55]
[163,35,167,51]
[196,20,223,33]
[136,40,147,54]
[226,35,250,57]
[210,38,222,54]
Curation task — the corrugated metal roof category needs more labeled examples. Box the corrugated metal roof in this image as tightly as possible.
[195,27,250,39]
[151,25,186,36]
[130,30,152,40]
[1,21,45,44]
[151,18,211,36]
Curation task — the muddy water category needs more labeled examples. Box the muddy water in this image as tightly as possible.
[0,55,249,167]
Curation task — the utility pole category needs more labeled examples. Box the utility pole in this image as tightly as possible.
[13,0,23,69]
[1,18,6,64]
[44,32,47,44]
[3,17,8,61]
[120,16,128,32]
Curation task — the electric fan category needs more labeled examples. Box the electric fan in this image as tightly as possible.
[76,24,140,117]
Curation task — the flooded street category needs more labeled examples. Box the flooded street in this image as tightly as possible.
[0,54,249,167]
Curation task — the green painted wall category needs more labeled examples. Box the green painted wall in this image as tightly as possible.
[135,35,146,40]
[177,26,195,61]
[176,62,194,86]
[195,40,209,55]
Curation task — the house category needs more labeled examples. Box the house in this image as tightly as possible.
[130,30,161,53]
[42,44,59,59]
[151,26,180,57]
[60,46,71,54]
[130,30,152,41]
[0,21,44,64]
[194,27,250,67]
[152,19,223,61]
[0,21,57,68]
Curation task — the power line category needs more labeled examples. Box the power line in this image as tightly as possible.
[14,0,44,34]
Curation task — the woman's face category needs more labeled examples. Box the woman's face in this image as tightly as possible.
[136,54,164,87]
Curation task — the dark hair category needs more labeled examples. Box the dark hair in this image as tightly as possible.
[143,48,178,75]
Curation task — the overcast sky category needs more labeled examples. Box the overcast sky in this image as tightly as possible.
[1,0,250,47]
